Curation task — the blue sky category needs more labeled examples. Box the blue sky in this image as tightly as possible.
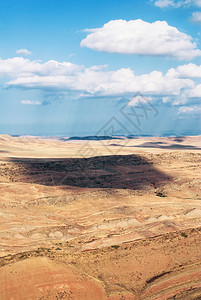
[0,0,201,136]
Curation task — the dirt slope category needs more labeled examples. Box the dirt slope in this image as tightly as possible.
[0,135,200,299]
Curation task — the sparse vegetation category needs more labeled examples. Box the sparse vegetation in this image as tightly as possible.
[1,136,201,299]
[111,245,120,249]
[181,232,188,238]
[19,254,27,259]
[156,192,167,197]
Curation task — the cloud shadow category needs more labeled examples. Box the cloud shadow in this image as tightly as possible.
[5,154,172,190]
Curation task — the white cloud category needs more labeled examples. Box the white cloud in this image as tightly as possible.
[16,49,32,56]
[128,95,153,106]
[162,96,173,103]
[191,11,201,24]
[21,100,41,105]
[153,0,201,8]
[194,0,201,6]
[167,63,201,78]
[80,19,201,60]
[166,62,201,98]
[177,105,201,114]
[0,56,200,103]
[154,0,181,8]
[0,57,83,77]
[187,84,201,97]
[4,59,194,97]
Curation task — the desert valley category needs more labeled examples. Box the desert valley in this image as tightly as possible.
[0,134,200,299]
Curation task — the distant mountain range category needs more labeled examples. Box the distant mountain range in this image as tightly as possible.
[10,132,201,141]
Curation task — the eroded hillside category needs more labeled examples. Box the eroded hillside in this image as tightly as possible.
[0,135,201,299]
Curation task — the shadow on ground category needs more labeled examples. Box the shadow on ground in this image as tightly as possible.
[3,154,172,190]
[109,142,201,150]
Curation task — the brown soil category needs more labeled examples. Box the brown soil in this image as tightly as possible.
[0,135,201,299]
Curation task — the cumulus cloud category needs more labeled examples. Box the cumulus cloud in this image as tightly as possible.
[187,84,201,97]
[167,63,201,78]
[0,56,200,104]
[177,105,201,114]
[0,57,83,77]
[154,0,181,8]
[16,49,32,56]
[167,62,201,98]
[2,57,194,97]
[21,100,41,105]
[191,11,201,24]
[80,19,201,60]
[153,0,201,8]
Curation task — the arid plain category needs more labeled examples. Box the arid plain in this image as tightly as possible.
[0,134,201,300]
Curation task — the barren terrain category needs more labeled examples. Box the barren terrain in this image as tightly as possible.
[0,134,201,299]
